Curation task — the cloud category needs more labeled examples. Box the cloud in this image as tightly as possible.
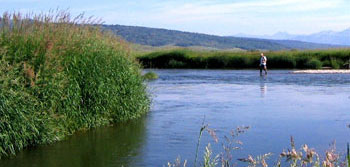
[160,0,343,17]
[126,0,348,35]
[0,0,40,2]
[0,0,348,35]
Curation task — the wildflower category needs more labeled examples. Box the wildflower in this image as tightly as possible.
[325,151,338,163]
[322,159,333,167]
[302,144,316,163]
[290,148,301,159]
[207,128,218,143]
[238,155,255,164]
[280,150,287,157]
[261,158,267,167]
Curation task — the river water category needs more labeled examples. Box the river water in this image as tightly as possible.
[1,70,350,167]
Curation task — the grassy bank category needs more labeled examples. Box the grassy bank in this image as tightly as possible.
[0,11,149,158]
[138,49,350,69]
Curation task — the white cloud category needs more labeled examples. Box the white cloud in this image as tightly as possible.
[160,0,343,17]
[128,0,348,35]
[0,0,41,2]
[2,0,347,35]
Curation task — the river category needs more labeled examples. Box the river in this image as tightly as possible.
[1,70,350,167]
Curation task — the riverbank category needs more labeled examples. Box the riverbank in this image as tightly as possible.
[137,49,350,69]
[0,11,149,158]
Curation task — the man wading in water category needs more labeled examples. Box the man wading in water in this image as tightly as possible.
[260,53,267,75]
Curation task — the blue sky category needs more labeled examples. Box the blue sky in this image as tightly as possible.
[1,0,349,36]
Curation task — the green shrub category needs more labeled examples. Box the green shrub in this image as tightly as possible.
[330,58,341,69]
[268,55,296,68]
[294,56,312,69]
[322,60,331,67]
[143,71,159,80]
[0,11,149,158]
[206,55,229,68]
[168,59,186,68]
[305,58,322,69]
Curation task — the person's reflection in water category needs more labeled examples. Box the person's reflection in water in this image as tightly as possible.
[260,75,267,97]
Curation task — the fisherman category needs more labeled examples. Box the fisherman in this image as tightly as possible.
[260,53,267,75]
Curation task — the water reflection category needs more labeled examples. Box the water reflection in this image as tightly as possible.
[0,117,147,167]
[260,75,267,97]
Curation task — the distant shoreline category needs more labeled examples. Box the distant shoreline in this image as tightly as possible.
[292,69,350,74]
[138,49,350,69]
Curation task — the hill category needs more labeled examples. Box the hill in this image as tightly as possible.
[102,24,342,51]
[236,28,350,46]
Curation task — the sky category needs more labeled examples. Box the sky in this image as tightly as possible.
[1,0,350,36]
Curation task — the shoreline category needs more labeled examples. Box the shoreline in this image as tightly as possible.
[292,69,350,74]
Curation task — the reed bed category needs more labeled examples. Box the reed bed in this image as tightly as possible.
[0,10,149,158]
[138,49,350,69]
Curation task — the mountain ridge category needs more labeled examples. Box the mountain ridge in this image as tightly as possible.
[235,28,350,46]
[102,24,345,51]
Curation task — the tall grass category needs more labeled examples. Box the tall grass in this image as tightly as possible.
[0,10,149,158]
[138,49,350,69]
[168,125,347,167]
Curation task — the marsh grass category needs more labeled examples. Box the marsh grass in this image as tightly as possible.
[0,10,149,158]
[168,125,348,167]
[138,49,350,69]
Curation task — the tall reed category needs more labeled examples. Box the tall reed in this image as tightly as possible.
[0,10,149,158]
[138,49,350,69]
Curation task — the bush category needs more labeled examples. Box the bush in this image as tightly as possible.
[0,11,149,158]
[305,59,322,69]
[268,55,296,68]
[330,58,341,69]
[168,59,186,68]
[143,71,159,80]
[226,56,252,68]
[206,55,229,68]
[137,49,350,69]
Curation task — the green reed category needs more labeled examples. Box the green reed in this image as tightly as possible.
[138,49,350,69]
[0,10,150,158]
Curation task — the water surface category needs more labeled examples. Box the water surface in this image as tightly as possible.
[1,70,350,167]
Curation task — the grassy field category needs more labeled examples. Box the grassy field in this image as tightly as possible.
[0,11,149,158]
[138,49,350,69]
